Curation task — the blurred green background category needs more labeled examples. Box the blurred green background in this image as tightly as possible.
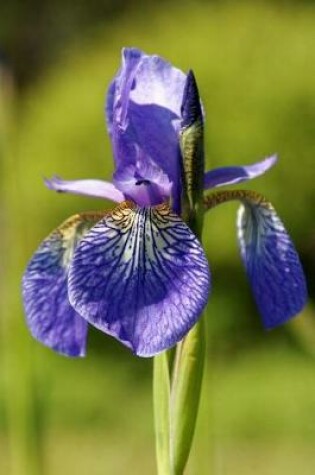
[1,1,315,474]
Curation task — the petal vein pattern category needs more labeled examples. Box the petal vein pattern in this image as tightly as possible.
[204,189,307,328]
[68,202,210,356]
[22,212,105,356]
[237,197,307,328]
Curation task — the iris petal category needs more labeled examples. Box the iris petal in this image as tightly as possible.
[113,151,173,206]
[45,176,125,202]
[237,193,307,328]
[68,201,210,357]
[106,48,187,209]
[204,189,307,328]
[204,155,277,190]
[106,48,143,141]
[22,212,105,356]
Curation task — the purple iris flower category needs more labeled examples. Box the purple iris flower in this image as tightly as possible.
[22,48,307,358]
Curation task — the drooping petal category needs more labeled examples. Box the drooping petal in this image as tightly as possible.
[68,201,210,357]
[22,212,106,356]
[204,189,307,328]
[45,176,125,202]
[204,155,277,190]
[106,48,187,207]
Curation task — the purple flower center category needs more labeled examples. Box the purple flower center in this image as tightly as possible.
[113,153,172,206]
[135,179,151,186]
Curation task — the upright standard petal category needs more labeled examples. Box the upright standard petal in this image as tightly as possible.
[204,155,277,190]
[106,48,144,140]
[204,190,307,328]
[45,176,125,202]
[106,48,187,193]
[68,201,210,357]
[22,212,105,356]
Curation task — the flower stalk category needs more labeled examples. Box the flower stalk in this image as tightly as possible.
[153,69,207,475]
[153,316,206,475]
[170,315,206,474]
[153,353,172,475]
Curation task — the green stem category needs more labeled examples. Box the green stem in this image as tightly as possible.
[153,70,207,475]
[153,316,206,475]
[170,316,206,474]
[153,353,172,475]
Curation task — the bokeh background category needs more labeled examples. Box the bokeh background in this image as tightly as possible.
[1,1,315,474]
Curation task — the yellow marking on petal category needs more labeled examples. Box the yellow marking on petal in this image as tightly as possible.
[109,200,136,226]
[203,189,272,210]
[155,202,172,216]
[51,211,108,267]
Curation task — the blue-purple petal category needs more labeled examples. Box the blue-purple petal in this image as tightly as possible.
[106,48,143,142]
[237,196,307,328]
[68,202,210,357]
[22,214,102,356]
[45,176,125,202]
[204,155,277,190]
[106,48,187,201]
[113,151,172,206]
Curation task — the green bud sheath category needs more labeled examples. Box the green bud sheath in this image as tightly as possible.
[179,70,205,236]
[170,70,206,474]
